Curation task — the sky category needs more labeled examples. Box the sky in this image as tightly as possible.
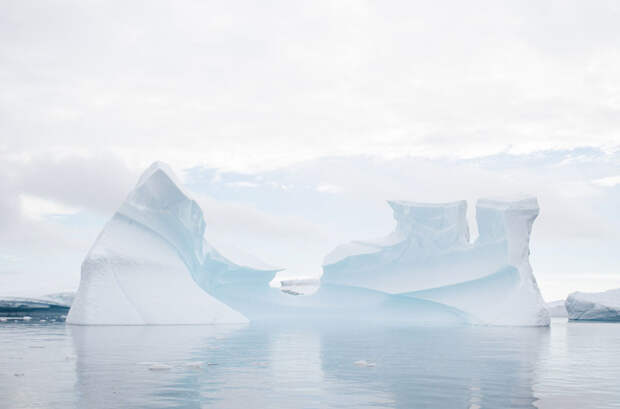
[1,0,619,301]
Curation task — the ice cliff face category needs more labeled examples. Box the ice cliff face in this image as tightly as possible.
[67,162,276,325]
[322,198,549,326]
[566,289,620,321]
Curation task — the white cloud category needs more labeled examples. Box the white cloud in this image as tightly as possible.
[592,175,620,187]
[316,184,342,194]
[20,194,78,220]
[226,181,260,188]
[1,1,619,172]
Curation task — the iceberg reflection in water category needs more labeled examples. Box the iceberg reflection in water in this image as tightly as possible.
[71,323,545,409]
[2,318,620,409]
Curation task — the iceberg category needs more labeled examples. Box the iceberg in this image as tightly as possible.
[66,161,464,326]
[67,161,548,327]
[565,289,620,321]
[67,162,276,325]
[322,199,549,326]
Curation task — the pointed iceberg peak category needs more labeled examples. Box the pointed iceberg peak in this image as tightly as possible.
[136,161,182,188]
[130,161,192,211]
[67,161,276,325]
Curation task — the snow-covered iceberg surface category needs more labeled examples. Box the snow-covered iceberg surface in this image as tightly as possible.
[565,289,620,321]
[323,199,549,326]
[67,162,277,325]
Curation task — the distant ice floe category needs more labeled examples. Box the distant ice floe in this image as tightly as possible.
[354,360,376,367]
[566,289,620,321]
[546,300,568,318]
[148,363,172,371]
[0,292,74,311]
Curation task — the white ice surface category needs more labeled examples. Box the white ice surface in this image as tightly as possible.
[322,198,549,326]
[67,162,267,325]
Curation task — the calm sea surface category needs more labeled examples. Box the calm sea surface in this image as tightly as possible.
[1,315,619,409]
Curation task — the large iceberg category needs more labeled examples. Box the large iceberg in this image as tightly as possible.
[67,161,548,327]
[322,199,549,326]
[565,289,620,321]
[67,162,277,325]
[67,162,468,326]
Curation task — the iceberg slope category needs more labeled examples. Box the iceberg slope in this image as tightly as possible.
[322,198,549,326]
[67,162,275,325]
[566,289,620,321]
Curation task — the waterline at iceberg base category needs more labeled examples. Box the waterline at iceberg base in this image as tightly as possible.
[67,162,549,327]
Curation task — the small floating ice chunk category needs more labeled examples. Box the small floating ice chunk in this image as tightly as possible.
[22,316,32,321]
[0,317,7,322]
[39,319,46,322]
[185,361,203,369]
[354,360,376,367]
[14,373,24,377]
[207,363,218,366]
[148,363,172,371]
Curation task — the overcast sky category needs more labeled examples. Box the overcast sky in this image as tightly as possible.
[1,0,619,300]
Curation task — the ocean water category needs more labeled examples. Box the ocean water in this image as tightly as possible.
[1,316,619,409]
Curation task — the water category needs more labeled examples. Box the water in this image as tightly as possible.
[1,316,619,409]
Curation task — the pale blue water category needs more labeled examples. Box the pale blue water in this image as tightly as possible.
[1,316,619,409]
